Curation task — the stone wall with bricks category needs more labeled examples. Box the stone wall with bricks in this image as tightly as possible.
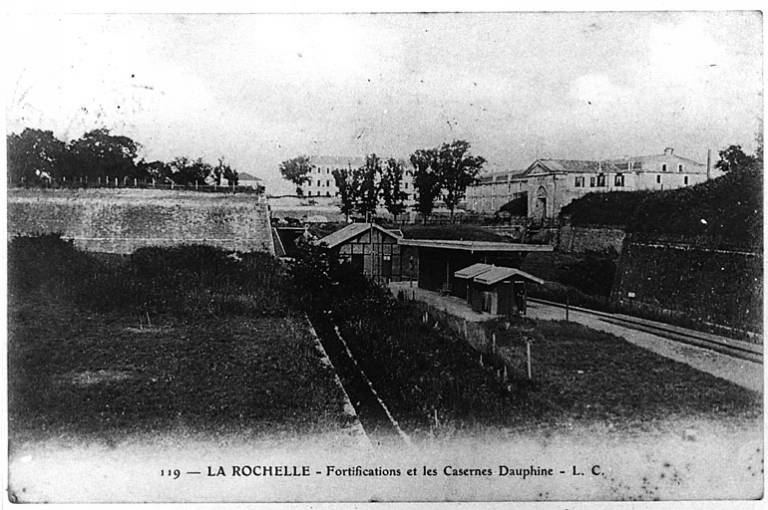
[556,225,626,254]
[8,188,274,255]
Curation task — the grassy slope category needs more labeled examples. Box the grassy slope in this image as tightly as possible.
[329,286,760,437]
[496,320,761,431]
[401,224,506,241]
[8,242,346,446]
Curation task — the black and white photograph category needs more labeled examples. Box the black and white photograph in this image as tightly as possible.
[3,6,764,505]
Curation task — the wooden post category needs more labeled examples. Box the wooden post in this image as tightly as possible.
[526,340,532,380]
[565,292,570,321]
[492,333,496,353]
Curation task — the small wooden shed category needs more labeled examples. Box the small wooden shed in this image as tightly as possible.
[454,263,544,316]
[453,262,494,301]
[316,222,411,283]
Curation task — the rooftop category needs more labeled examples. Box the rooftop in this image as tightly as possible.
[470,264,545,285]
[454,262,495,279]
[316,222,402,249]
[397,238,553,252]
[309,156,367,167]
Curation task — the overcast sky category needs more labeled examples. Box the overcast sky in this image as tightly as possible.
[5,11,762,193]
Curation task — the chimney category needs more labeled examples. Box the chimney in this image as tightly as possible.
[706,149,712,180]
[664,147,674,156]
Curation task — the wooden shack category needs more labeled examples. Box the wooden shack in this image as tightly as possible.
[453,262,494,301]
[454,263,544,316]
[316,223,412,283]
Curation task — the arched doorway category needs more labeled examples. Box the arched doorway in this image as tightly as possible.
[535,186,548,220]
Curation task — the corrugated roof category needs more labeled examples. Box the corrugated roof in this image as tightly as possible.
[454,263,495,279]
[473,266,545,285]
[398,238,553,252]
[316,223,402,249]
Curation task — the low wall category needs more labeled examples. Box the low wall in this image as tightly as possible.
[8,188,274,255]
[611,237,762,337]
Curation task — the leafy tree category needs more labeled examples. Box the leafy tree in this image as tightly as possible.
[380,158,408,223]
[215,157,239,186]
[354,154,381,220]
[410,148,442,224]
[137,159,173,182]
[169,156,212,185]
[64,128,140,182]
[435,140,485,221]
[715,145,761,175]
[332,167,357,221]
[279,155,313,196]
[7,128,66,184]
[223,165,239,186]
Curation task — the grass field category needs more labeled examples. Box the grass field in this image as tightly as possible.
[7,236,348,449]
[320,276,761,440]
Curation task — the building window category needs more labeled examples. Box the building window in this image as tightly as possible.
[597,173,606,187]
[615,173,625,187]
[326,180,330,187]
[575,176,585,187]
[684,176,689,185]
[326,191,330,197]
[678,164,683,172]
[657,175,662,184]
[405,182,409,189]
[662,164,667,172]
[589,176,596,187]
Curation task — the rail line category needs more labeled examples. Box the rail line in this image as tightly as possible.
[528,297,763,364]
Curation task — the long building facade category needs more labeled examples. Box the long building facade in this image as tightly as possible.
[301,155,416,205]
[465,147,720,219]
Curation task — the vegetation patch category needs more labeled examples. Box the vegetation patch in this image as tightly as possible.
[294,244,760,438]
[8,235,346,445]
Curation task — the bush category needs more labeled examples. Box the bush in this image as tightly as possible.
[9,235,291,318]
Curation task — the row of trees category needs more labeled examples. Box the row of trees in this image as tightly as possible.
[279,140,486,222]
[7,128,241,187]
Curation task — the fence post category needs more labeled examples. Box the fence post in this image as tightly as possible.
[526,340,532,380]
[565,292,570,321]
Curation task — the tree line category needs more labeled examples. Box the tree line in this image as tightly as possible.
[279,140,485,223]
[7,127,244,188]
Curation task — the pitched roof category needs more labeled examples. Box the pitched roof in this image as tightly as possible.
[454,263,495,279]
[238,172,261,181]
[471,265,545,285]
[316,222,402,249]
[527,159,619,174]
[610,153,705,167]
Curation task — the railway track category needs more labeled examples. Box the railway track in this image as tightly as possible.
[528,297,763,364]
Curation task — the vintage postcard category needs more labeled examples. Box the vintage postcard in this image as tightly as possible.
[3,8,764,506]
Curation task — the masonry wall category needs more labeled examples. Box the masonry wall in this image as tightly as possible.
[556,225,626,254]
[611,237,762,337]
[8,188,274,255]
